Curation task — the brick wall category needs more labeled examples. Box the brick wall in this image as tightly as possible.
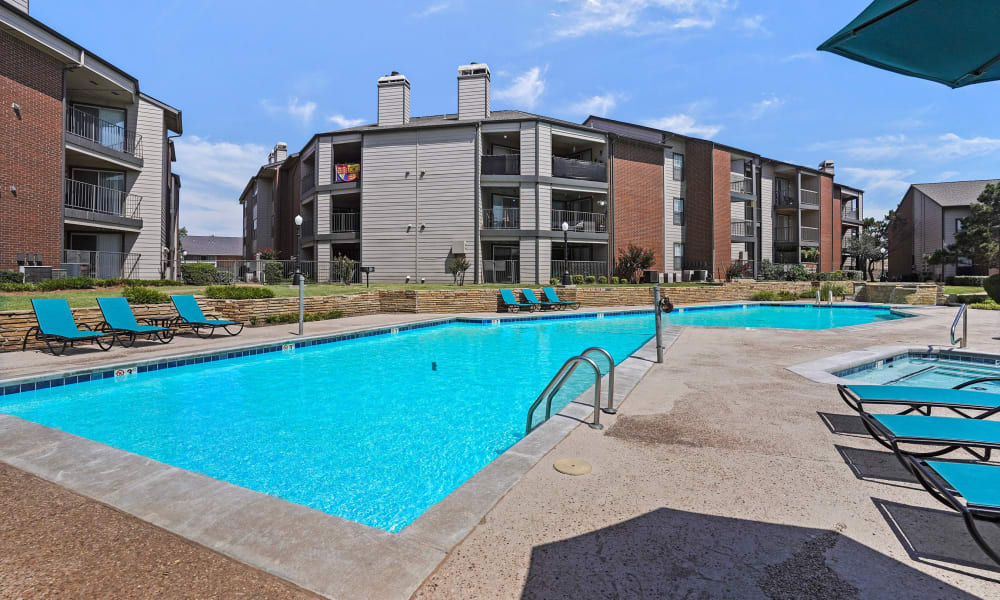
[831,180,842,268]
[711,148,731,280]
[820,175,834,271]
[685,140,714,269]
[0,30,64,271]
[611,138,665,270]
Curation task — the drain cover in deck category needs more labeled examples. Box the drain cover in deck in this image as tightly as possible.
[553,459,592,476]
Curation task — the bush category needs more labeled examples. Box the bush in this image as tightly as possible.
[263,261,285,284]
[0,270,24,284]
[584,275,597,284]
[819,283,849,300]
[984,274,1000,304]
[798,289,818,299]
[750,290,778,301]
[203,285,275,300]
[758,260,782,281]
[0,282,34,292]
[956,293,989,304]
[550,278,560,285]
[264,309,344,324]
[598,276,608,284]
[814,272,832,281]
[181,263,218,285]
[572,275,585,285]
[971,299,1000,311]
[841,270,864,281]
[35,276,96,291]
[611,276,620,284]
[776,290,798,301]
[123,286,169,305]
[954,275,987,287]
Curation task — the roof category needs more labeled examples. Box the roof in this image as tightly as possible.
[912,179,1000,207]
[183,235,243,256]
[323,110,602,136]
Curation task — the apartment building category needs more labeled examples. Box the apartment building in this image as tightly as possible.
[241,64,611,284]
[585,117,864,281]
[0,0,182,280]
[238,142,301,260]
[887,179,1000,280]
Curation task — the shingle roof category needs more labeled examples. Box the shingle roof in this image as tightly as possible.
[325,110,597,135]
[912,179,1000,207]
[183,235,242,256]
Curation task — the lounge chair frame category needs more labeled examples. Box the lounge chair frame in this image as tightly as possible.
[521,289,561,311]
[859,412,994,462]
[838,382,1000,419]
[21,322,116,356]
[96,297,175,347]
[169,296,244,337]
[499,289,540,313]
[542,287,580,310]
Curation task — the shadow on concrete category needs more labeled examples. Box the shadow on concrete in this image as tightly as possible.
[836,445,920,487]
[873,498,1000,581]
[818,411,869,436]
[520,507,980,599]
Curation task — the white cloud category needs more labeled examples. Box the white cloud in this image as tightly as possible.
[494,67,546,109]
[550,0,734,38]
[643,113,722,138]
[937,133,1000,158]
[750,94,784,119]
[938,170,961,180]
[261,97,317,125]
[780,51,819,63]
[414,2,449,17]
[839,167,915,195]
[811,132,1000,161]
[737,14,768,35]
[327,114,366,129]
[568,93,621,117]
[174,136,268,236]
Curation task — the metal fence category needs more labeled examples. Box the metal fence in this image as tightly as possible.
[800,189,820,206]
[550,210,608,233]
[482,207,520,229]
[65,106,142,158]
[551,260,608,279]
[801,226,819,243]
[481,155,520,175]
[731,220,754,239]
[207,260,361,285]
[552,157,606,182]
[331,212,360,232]
[483,259,519,283]
[62,250,140,279]
[730,174,753,195]
[65,178,142,220]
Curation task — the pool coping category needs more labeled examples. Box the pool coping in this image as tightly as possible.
[786,344,1000,385]
[0,309,671,600]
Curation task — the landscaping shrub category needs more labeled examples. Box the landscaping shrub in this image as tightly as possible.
[954,275,987,287]
[123,286,169,305]
[35,276,96,291]
[813,272,833,281]
[798,289,818,299]
[819,282,849,299]
[776,290,798,301]
[263,261,285,284]
[203,285,275,300]
[956,293,989,304]
[598,276,608,284]
[550,278,560,285]
[611,276,620,284]
[984,274,1000,304]
[971,299,1000,311]
[840,270,864,281]
[0,282,34,292]
[750,290,778,301]
[584,275,596,284]
[181,262,218,285]
[264,309,344,324]
[572,275,585,285]
[783,264,810,281]
[0,270,24,284]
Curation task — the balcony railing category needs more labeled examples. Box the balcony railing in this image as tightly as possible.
[730,174,754,195]
[551,260,608,279]
[774,226,796,243]
[483,259,519,283]
[64,178,142,220]
[481,154,520,175]
[801,226,819,243]
[65,106,142,159]
[551,210,608,233]
[774,193,797,210]
[62,250,140,279]
[331,212,360,232]
[482,207,520,229]
[300,217,314,239]
[800,189,819,206]
[731,220,754,239]
[552,156,606,182]
[842,208,860,222]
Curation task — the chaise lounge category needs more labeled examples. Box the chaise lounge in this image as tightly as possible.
[22,298,118,355]
[169,295,244,337]
[838,383,1000,419]
[499,288,539,313]
[543,287,580,310]
[521,289,561,311]
[97,297,175,346]
[859,412,1000,461]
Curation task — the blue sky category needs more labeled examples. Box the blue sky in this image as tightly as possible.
[33,0,1000,235]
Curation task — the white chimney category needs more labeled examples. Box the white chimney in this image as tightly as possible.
[818,160,835,175]
[457,63,490,120]
[377,72,410,126]
[273,142,287,163]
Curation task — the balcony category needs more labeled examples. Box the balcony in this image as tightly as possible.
[551,210,608,233]
[481,154,520,175]
[730,174,754,196]
[483,259,519,283]
[331,212,360,233]
[482,207,520,229]
[551,260,608,279]
[65,106,143,162]
[841,207,861,224]
[300,217,315,241]
[552,156,606,182]
[800,189,820,208]
[62,249,140,279]
[775,226,797,244]
[774,193,797,210]
[731,220,755,241]
[64,178,142,227]
[801,226,819,244]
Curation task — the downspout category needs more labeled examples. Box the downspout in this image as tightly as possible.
[474,122,481,284]
[608,136,615,277]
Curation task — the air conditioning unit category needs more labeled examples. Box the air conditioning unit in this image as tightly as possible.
[20,266,53,282]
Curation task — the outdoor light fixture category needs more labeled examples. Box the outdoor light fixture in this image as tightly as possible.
[561,221,571,286]
[11,103,21,119]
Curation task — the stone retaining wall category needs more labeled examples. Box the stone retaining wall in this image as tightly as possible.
[852,282,940,305]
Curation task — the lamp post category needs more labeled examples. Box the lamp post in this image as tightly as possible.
[294,214,304,335]
[561,221,571,286]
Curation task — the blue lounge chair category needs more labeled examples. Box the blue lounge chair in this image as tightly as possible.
[860,413,1000,461]
[521,288,560,311]
[901,457,1000,566]
[499,288,538,313]
[97,297,174,346]
[169,295,244,337]
[838,384,1000,419]
[543,287,580,310]
[22,298,117,355]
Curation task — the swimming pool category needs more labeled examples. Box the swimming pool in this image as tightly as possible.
[664,303,908,329]
[839,351,1000,391]
[0,313,653,533]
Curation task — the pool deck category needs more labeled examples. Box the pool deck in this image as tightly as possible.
[4,302,1000,598]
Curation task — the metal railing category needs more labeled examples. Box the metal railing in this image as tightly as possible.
[552,156,607,182]
[951,304,968,348]
[331,212,360,232]
[801,226,819,243]
[481,154,520,175]
[482,207,520,229]
[64,178,142,220]
[774,226,797,243]
[774,193,797,209]
[551,260,607,279]
[551,210,608,233]
[62,250,140,279]
[210,259,361,284]
[842,208,860,222]
[65,106,142,158]
[800,189,820,206]
[483,259,519,283]
[525,346,615,435]
[731,220,754,239]
[730,174,753,195]
[300,217,315,239]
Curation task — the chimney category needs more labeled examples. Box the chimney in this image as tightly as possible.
[457,63,490,120]
[377,71,410,126]
[273,142,287,163]
[4,0,29,14]
[818,160,835,176]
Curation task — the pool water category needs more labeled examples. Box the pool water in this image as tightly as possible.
[664,303,906,329]
[842,356,1000,391]
[0,314,654,533]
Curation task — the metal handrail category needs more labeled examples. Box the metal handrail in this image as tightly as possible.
[951,304,968,348]
[558,347,616,414]
[526,354,606,435]
[952,376,1000,390]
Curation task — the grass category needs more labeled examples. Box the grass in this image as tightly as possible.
[943,285,985,295]
[0,281,712,311]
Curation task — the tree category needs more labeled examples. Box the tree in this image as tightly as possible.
[446,255,470,285]
[331,254,356,285]
[845,227,885,281]
[924,183,1000,279]
[614,244,655,284]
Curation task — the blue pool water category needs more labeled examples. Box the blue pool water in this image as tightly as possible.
[0,313,654,532]
[841,355,1000,391]
[664,303,906,329]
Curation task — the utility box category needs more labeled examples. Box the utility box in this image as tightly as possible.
[451,240,468,255]
[643,270,660,283]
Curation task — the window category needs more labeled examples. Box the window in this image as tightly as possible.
[672,153,684,181]
[955,219,963,232]
[673,242,684,271]
[673,197,684,226]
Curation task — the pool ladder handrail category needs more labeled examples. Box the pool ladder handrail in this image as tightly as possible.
[525,347,616,436]
[951,303,968,348]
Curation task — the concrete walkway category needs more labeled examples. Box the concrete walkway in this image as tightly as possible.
[414,305,1000,599]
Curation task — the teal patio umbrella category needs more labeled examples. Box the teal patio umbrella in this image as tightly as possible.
[818,0,1000,88]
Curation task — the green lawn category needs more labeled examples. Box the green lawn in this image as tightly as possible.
[943,285,986,295]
